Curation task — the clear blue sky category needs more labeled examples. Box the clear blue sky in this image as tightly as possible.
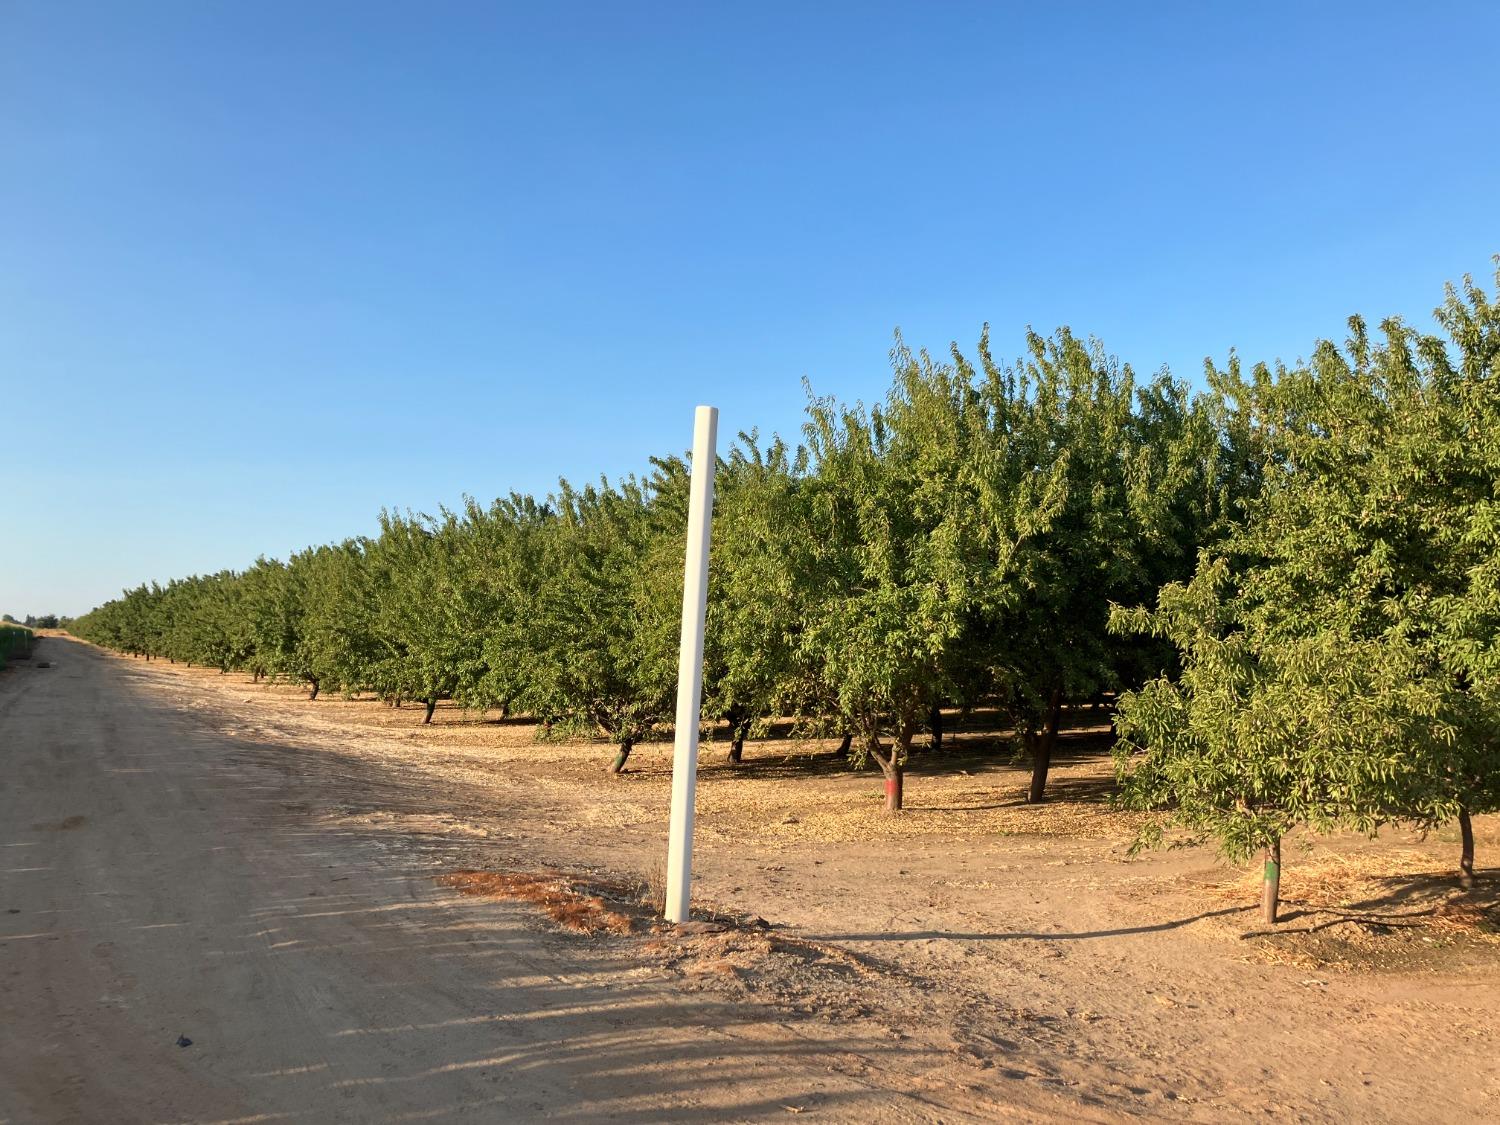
[3,1,1497,618]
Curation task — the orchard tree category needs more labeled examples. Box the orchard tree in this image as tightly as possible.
[1112,561,1450,924]
[960,327,1227,802]
[1116,266,1500,920]
[519,473,681,771]
[369,512,470,723]
[295,541,381,699]
[238,557,299,683]
[703,432,815,764]
[459,493,558,718]
[1421,269,1500,883]
[793,338,1066,812]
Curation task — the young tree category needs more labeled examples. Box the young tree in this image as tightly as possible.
[1115,267,1500,919]
[1113,561,1447,924]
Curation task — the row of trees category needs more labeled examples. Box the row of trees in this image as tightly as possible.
[74,266,1500,922]
[75,326,1236,805]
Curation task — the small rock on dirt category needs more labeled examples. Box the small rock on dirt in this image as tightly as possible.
[674,920,730,936]
[175,1035,193,1048]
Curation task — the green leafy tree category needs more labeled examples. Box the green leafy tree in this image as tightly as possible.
[455,493,557,717]
[518,474,682,771]
[1115,266,1500,921]
[295,541,381,699]
[702,432,816,763]
[790,339,1065,812]
[963,328,1227,802]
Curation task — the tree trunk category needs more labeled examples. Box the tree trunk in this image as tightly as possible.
[884,762,904,813]
[1026,687,1064,804]
[609,737,633,773]
[871,746,904,814]
[871,721,911,815]
[424,697,437,725]
[1261,837,1282,925]
[1459,806,1476,889]
[725,707,747,765]
[308,678,320,701]
[929,706,943,752]
[837,733,853,756]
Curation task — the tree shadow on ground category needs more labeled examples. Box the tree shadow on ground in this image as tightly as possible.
[701,725,1120,793]
[805,904,1251,944]
[916,771,1119,811]
[1339,868,1500,912]
[1242,869,1500,937]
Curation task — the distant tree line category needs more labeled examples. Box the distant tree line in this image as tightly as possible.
[3,614,61,628]
[73,266,1500,923]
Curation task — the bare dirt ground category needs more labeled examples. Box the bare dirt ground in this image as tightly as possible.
[3,637,1497,1122]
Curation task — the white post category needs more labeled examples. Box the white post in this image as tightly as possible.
[665,404,718,924]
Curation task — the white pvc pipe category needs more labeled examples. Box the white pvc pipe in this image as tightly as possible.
[664,404,718,924]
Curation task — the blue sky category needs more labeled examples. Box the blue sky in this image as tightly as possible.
[3,1,1497,617]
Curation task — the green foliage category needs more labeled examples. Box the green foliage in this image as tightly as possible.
[516,472,683,762]
[702,431,812,750]
[1112,560,1452,860]
[1114,264,1500,896]
[69,264,1499,861]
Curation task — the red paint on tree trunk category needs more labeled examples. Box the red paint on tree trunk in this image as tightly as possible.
[884,769,903,814]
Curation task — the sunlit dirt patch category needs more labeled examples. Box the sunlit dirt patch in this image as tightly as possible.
[437,870,633,935]
[641,928,890,1022]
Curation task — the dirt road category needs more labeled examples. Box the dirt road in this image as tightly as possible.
[0,639,1070,1123]
[4,637,1497,1122]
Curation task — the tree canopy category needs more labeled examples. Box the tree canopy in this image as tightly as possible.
[73,265,1500,919]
